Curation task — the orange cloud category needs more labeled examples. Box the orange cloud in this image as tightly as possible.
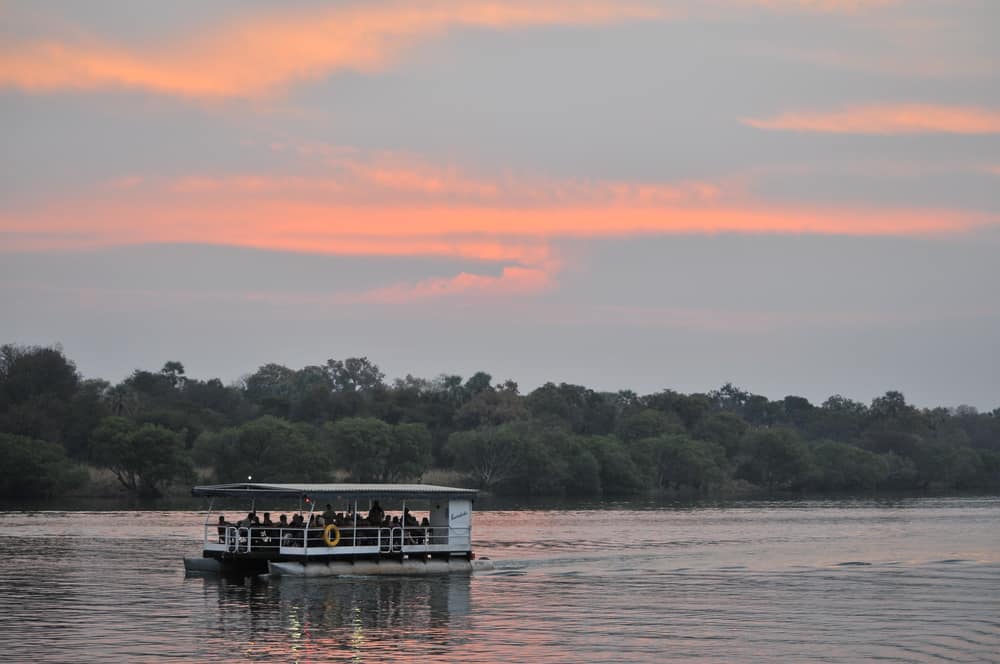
[3,153,993,302]
[744,104,1000,134]
[6,186,980,250]
[0,1,660,98]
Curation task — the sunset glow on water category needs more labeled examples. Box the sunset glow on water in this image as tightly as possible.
[0,498,997,662]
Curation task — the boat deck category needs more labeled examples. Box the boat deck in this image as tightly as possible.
[203,524,472,561]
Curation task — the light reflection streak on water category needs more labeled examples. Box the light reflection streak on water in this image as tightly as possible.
[0,497,996,662]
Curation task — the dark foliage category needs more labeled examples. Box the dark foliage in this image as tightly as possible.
[0,343,998,499]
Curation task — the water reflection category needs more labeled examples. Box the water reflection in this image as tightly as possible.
[195,574,471,661]
[0,501,997,662]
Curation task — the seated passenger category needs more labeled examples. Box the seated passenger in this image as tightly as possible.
[278,514,292,546]
[322,503,336,524]
[217,515,232,543]
[368,500,384,526]
[402,509,419,544]
[258,513,274,545]
[415,516,430,544]
[290,514,305,546]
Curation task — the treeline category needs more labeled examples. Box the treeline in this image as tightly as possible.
[1,343,998,500]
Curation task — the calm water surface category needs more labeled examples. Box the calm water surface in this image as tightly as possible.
[0,497,997,662]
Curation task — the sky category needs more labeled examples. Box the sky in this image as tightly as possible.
[1,0,998,409]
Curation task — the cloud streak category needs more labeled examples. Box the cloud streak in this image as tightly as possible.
[345,265,555,303]
[2,151,993,302]
[744,104,1000,135]
[0,0,915,99]
[0,1,660,98]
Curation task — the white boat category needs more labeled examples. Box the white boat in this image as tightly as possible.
[183,482,493,577]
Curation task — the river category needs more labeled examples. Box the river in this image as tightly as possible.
[0,496,997,662]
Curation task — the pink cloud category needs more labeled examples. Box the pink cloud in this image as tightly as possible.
[3,150,994,303]
[0,1,661,98]
[744,104,1000,135]
[344,265,556,303]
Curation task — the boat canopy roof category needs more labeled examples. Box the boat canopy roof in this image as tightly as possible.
[192,482,477,501]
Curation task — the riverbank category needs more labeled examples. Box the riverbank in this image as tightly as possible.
[3,485,996,513]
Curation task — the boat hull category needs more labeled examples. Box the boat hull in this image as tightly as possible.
[183,556,223,574]
[184,555,269,576]
[268,558,494,577]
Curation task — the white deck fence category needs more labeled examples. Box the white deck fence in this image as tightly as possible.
[203,524,471,557]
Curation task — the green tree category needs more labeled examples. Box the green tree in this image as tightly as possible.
[782,395,815,428]
[737,428,812,491]
[0,344,79,405]
[526,382,580,426]
[0,344,80,444]
[968,449,1000,489]
[564,445,602,495]
[325,417,431,482]
[384,422,433,482]
[631,434,726,491]
[90,417,194,497]
[879,451,919,489]
[617,409,684,444]
[160,361,187,389]
[812,395,867,440]
[580,435,647,495]
[694,412,749,458]
[526,382,618,435]
[643,390,713,429]
[182,377,247,423]
[288,365,334,423]
[325,357,385,393]
[446,425,523,490]
[326,417,393,481]
[868,390,928,435]
[949,446,986,489]
[809,440,888,491]
[63,378,111,458]
[454,387,529,428]
[909,439,980,490]
[105,384,139,418]
[710,383,752,413]
[194,415,328,483]
[464,371,493,396]
[243,363,295,417]
[0,433,87,499]
[504,431,570,495]
[125,368,180,406]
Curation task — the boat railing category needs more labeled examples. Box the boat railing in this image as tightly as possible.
[203,524,470,555]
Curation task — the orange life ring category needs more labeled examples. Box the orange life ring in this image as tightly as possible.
[323,523,341,547]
